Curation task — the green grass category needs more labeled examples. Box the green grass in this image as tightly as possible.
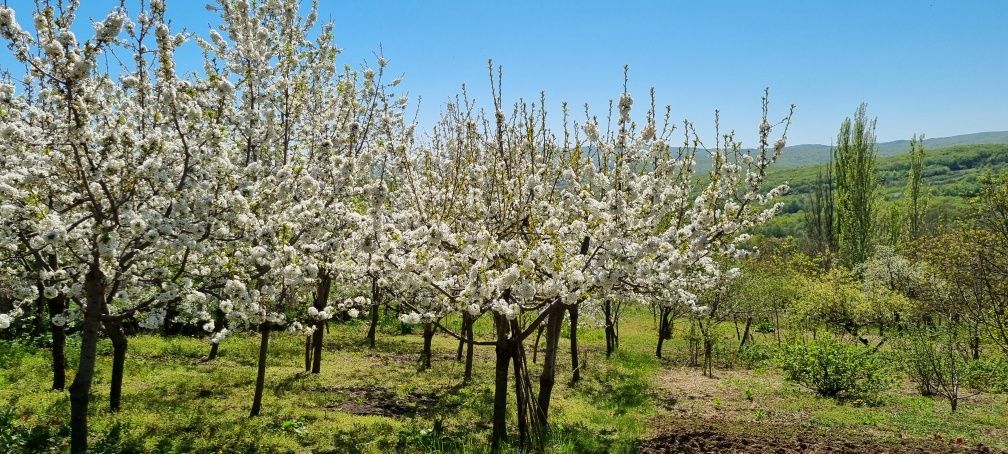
[2,309,1007,452]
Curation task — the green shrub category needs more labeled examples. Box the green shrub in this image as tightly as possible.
[778,334,891,404]
[754,318,776,334]
[893,329,940,396]
[965,358,1008,394]
[738,342,778,369]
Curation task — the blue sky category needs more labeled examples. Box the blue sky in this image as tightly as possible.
[2,0,1006,146]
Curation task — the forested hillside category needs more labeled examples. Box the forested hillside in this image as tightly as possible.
[759,143,1008,238]
[695,131,1008,168]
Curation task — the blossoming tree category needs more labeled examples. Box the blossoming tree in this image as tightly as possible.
[0,2,238,451]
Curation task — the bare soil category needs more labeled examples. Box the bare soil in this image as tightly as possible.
[323,385,452,417]
[647,367,1005,453]
[640,417,1002,453]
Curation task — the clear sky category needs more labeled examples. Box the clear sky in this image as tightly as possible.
[3,0,1006,146]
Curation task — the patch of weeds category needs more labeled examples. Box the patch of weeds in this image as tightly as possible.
[90,420,144,454]
[0,340,34,370]
[394,419,480,453]
[579,366,651,414]
[329,422,400,453]
[547,422,623,453]
[0,397,69,454]
[272,417,308,435]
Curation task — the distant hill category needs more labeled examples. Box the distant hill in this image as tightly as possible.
[693,131,1008,169]
[770,131,1008,168]
[756,142,1008,238]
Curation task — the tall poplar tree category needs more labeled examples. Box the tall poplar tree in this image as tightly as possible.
[905,134,928,239]
[834,104,878,267]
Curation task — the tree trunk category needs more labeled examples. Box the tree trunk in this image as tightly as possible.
[703,336,714,377]
[311,274,331,374]
[366,277,380,348]
[604,300,618,358]
[532,323,544,363]
[738,317,753,353]
[206,342,219,362]
[304,335,313,372]
[687,319,700,367]
[47,295,67,391]
[456,313,467,361]
[568,304,581,383]
[605,324,616,358]
[250,322,270,417]
[656,307,671,358]
[105,319,128,412]
[491,314,512,450]
[463,314,475,384]
[511,328,530,448]
[421,322,435,370]
[69,265,105,454]
[33,290,47,338]
[536,304,564,432]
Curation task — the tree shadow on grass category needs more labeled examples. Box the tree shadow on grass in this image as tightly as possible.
[577,366,652,415]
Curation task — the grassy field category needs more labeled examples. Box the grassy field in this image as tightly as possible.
[2,309,1007,453]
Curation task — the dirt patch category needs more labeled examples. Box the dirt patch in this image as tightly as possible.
[361,351,416,367]
[640,418,1001,453]
[653,367,798,422]
[324,385,452,417]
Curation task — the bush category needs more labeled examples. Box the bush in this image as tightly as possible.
[778,334,891,404]
[894,329,940,396]
[895,324,990,412]
[738,342,778,369]
[965,358,1008,394]
[754,318,776,334]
